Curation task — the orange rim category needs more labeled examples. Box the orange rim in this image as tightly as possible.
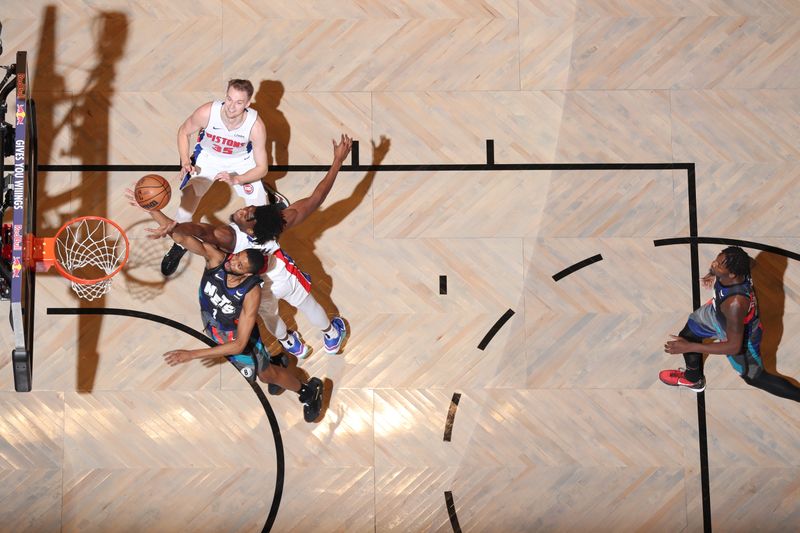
[51,215,130,285]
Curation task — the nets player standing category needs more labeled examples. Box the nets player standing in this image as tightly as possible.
[662,247,800,402]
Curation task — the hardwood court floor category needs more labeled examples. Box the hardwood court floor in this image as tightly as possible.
[1,1,799,532]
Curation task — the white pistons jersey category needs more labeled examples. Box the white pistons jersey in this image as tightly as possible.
[229,223,312,307]
[231,222,279,255]
[198,100,257,158]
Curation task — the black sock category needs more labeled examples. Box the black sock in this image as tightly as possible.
[684,365,703,382]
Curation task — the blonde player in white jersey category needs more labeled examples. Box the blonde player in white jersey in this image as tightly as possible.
[148,134,353,358]
[161,79,270,276]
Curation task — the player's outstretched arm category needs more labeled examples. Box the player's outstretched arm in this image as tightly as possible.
[170,225,229,266]
[171,222,237,252]
[163,287,261,365]
[126,187,206,255]
[282,133,352,230]
[126,187,179,239]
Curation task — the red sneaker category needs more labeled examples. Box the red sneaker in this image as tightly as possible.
[659,369,705,392]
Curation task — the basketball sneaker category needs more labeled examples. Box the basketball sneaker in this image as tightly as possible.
[280,331,308,359]
[659,368,706,392]
[266,185,290,210]
[300,377,324,423]
[323,317,346,354]
[161,242,187,276]
[267,354,289,395]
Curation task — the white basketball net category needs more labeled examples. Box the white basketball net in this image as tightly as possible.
[55,218,128,301]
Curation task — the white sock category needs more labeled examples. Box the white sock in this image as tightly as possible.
[323,324,338,340]
[279,333,295,348]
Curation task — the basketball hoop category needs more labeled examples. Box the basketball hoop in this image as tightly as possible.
[25,216,130,300]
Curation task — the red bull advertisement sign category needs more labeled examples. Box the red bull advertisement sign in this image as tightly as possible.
[11,56,27,305]
[16,71,26,99]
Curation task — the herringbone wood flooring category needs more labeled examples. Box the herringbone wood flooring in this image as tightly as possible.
[1,1,799,531]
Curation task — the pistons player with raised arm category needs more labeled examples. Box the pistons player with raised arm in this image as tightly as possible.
[162,79,271,276]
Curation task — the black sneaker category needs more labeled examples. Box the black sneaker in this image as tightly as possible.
[301,377,323,423]
[266,185,290,210]
[161,243,187,276]
[267,353,289,395]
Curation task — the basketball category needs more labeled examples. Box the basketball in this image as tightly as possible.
[134,174,171,211]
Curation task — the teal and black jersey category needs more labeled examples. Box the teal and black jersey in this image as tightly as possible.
[198,257,262,334]
[198,257,269,382]
[686,276,763,378]
[711,277,759,334]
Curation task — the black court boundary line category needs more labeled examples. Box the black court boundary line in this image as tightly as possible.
[477,309,515,351]
[37,162,694,173]
[37,153,714,531]
[552,254,603,281]
[47,307,284,533]
[685,165,711,533]
[444,491,462,533]
[654,237,800,262]
[443,393,461,442]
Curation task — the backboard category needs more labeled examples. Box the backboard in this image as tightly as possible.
[8,51,36,392]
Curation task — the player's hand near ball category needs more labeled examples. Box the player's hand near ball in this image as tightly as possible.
[125,186,177,239]
[145,220,178,240]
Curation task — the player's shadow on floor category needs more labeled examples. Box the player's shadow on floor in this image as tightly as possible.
[278,136,391,338]
[752,251,800,387]
[250,80,290,192]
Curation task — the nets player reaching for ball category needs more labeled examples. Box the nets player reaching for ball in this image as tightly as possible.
[129,190,326,422]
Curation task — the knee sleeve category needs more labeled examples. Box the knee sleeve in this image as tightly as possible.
[297,294,330,330]
[258,289,287,338]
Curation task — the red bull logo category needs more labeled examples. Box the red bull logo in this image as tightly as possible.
[11,258,22,278]
[16,104,26,125]
[17,73,26,99]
